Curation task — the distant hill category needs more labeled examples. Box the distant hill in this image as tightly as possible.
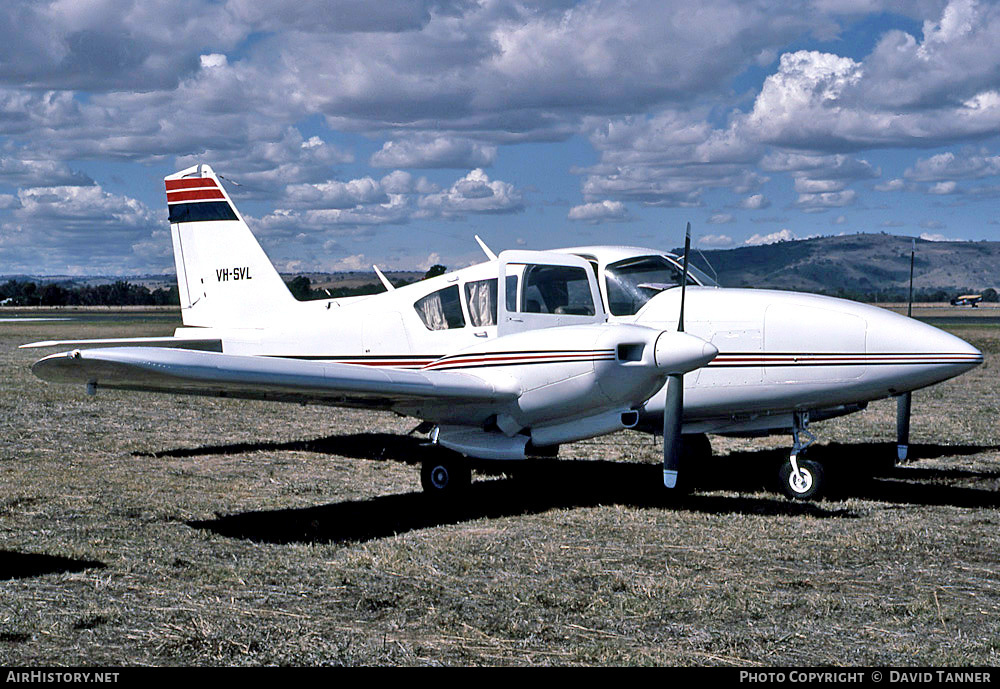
[4,234,998,304]
[687,234,1000,299]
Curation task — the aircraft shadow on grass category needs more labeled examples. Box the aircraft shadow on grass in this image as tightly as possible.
[167,432,997,545]
[136,432,430,465]
[187,474,852,546]
[0,550,105,581]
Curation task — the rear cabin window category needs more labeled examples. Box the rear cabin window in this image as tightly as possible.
[516,264,595,316]
[465,279,498,327]
[414,285,466,330]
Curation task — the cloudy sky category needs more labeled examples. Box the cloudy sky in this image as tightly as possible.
[3,0,1000,276]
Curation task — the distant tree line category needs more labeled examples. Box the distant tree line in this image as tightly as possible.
[1,279,179,307]
[6,268,994,307]
[284,264,448,301]
[284,275,384,301]
[0,265,452,307]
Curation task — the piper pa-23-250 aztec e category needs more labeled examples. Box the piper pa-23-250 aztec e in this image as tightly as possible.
[25,164,983,500]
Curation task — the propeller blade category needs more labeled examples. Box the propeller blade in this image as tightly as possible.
[663,373,683,488]
[677,222,691,333]
[665,222,693,489]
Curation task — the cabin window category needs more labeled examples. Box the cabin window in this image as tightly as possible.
[463,276,518,326]
[465,279,498,327]
[515,264,595,316]
[605,255,685,316]
[414,285,465,330]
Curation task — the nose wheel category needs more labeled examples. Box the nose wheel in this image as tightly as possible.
[779,455,824,500]
[778,412,825,500]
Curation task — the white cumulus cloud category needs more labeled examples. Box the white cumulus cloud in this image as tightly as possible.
[745,229,798,245]
[370,137,497,169]
[568,200,630,223]
[740,194,770,210]
[417,169,524,218]
[698,233,734,248]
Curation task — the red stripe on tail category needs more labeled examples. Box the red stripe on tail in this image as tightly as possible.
[165,178,218,191]
[167,189,226,203]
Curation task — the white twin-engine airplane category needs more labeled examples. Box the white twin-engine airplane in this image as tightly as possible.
[25,164,983,500]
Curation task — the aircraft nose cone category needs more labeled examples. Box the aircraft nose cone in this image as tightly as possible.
[867,309,983,388]
[654,331,718,374]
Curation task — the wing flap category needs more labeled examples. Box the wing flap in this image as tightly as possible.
[32,347,519,407]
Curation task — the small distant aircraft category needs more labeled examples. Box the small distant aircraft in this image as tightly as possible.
[951,294,983,307]
[24,165,983,500]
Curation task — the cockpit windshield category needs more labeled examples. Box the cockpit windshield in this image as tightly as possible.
[604,255,716,316]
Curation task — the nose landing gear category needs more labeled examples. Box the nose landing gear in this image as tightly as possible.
[778,412,825,500]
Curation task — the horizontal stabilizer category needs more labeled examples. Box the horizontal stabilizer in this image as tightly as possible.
[31,347,518,409]
[20,337,222,351]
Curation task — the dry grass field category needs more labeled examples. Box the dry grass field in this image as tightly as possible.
[1,309,998,666]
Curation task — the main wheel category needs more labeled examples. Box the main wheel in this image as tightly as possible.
[680,433,712,463]
[778,458,824,500]
[665,434,712,493]
[420,456,471,497]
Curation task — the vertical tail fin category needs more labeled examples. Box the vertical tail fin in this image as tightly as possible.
[166,164,294,328]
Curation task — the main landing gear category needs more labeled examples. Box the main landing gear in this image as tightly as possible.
[669,433,712,493]
[778,412,825,500]
[420,455,471,498]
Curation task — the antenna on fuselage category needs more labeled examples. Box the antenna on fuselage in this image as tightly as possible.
[907,238,915,318]
[474,235,497,261]
[373,265,396,291]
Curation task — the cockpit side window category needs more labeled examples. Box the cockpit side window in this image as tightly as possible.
[517,264,595,316]
[605,255,685,316]
[414,285,465,330]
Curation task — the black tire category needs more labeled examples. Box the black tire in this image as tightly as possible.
[778,458,824,500]
[527,443,559,458]
[420,456,471,497]
[680,433,712,463]
[665,434,712,493]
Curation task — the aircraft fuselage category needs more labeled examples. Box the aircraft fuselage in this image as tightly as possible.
[175,243,981,438]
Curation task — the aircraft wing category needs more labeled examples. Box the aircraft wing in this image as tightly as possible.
[31,347,519,410]
[20,336,222,351]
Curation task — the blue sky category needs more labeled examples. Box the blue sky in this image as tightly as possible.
[2,0,1000,276]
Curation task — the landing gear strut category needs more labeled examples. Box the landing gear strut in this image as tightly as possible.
[778,412,824,500]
